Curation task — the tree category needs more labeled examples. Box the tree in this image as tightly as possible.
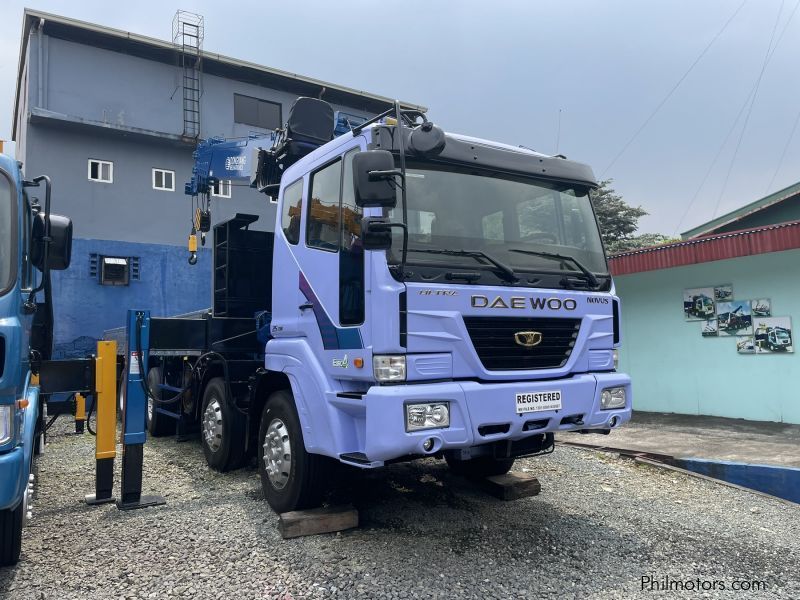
[608,233,679,254]
[591,179,677,254]
[591,179,647,245]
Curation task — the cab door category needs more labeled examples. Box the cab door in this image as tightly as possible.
[294,142,365,376]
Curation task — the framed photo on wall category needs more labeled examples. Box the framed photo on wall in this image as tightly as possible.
[701,319,718,337]
[754,316,793,354]
[751,298,771,317]
[717,300,753,336]
[714,285,733,302]
[683,287,715,321]
[736,336,755,354]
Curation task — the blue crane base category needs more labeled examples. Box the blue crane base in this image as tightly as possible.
[116,309,166,511]
[117,443,166,511]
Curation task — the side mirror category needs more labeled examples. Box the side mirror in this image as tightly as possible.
[360,217,393,250]
[31,213,73,271]
[353,150,398,208]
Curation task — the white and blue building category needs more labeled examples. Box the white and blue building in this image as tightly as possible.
[12,9,421,357]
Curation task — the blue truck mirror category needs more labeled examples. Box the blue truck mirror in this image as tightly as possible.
[31,213,73,271]
[353,150,398,208]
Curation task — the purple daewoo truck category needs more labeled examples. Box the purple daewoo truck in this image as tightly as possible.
[109,99,631,513]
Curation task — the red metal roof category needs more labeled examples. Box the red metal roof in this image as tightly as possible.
[608,220,800,276]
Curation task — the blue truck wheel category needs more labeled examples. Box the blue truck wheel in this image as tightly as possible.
[0,499,23,566]
[258,389,327,513]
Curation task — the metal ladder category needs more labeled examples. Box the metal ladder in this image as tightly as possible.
[173,11,204,139]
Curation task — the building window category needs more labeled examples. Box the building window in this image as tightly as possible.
[212,179,232,198]
[88,159,113,183]
[100,256,130,286]
[233,94,282,131]
[152,168,175,191]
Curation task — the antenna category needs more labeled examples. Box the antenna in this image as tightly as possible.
[555,108,562,154]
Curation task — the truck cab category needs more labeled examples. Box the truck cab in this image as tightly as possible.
[768,327,791,350]
[693,295,714,318]
[0,155,71,565]
[0,155,39,565]
[256,107,631,510]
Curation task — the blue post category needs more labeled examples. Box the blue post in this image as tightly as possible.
[117,309,165,510]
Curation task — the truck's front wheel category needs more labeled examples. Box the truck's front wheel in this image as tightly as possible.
[0,499,23,566]
[445,454,515,478]
[258,389,326,513]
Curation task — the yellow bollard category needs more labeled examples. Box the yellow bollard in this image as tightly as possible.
[75,393,86,434]
[85,340,117,505]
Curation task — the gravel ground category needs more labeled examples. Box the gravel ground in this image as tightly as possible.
[1,419,798,600]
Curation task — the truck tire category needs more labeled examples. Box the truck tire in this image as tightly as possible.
[145,367,174,437]
[445,454,515,478]
[258,389,326,513]
[0,500,23,566]
[200,377,245,472]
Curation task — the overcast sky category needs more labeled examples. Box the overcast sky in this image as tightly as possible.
[1,0,798,235]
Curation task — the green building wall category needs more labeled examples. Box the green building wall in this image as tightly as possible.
[712,199,800,235]
[615,248,800,424]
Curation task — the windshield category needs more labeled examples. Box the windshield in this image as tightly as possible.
[0,173,13,294]
[776,330,790,339]
[388,163,607,283]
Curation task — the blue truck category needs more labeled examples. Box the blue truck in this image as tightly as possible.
[109,99,631,513]
[0,154,72,565]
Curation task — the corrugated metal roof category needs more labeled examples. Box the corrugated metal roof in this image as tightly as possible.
[680,180,800,240]
[609,220,800,276]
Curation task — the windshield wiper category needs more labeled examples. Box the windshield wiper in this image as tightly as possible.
[508,248,600,289]
[408,248,519,283]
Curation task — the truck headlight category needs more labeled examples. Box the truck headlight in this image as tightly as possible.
[405,402,450,431]
[600,387,626,410]
[373,355,406,382]
[0,405,13,446]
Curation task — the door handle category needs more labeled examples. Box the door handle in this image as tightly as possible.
[299,302,314,311]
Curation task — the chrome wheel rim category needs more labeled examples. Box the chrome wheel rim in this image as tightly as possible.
[146,394,153,424]
[203,399,223,453]
[263,418,291,489]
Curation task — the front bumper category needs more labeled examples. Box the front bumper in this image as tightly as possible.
[358,373,631,463]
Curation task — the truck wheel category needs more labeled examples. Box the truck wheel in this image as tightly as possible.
[145,367,173,437]
[445,455,515,478]
[0,500,23,566]
[258,389,326,513]
[200,377,245,472]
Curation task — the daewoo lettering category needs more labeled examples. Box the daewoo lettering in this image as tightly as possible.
[471,295,578,311]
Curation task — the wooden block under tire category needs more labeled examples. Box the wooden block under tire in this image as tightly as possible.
[479,471,542,500]
[278,504,359,539]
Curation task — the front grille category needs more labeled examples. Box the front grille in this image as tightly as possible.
[463,316,581,371]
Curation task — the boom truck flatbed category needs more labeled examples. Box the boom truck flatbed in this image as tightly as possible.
[106,98,631,513]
